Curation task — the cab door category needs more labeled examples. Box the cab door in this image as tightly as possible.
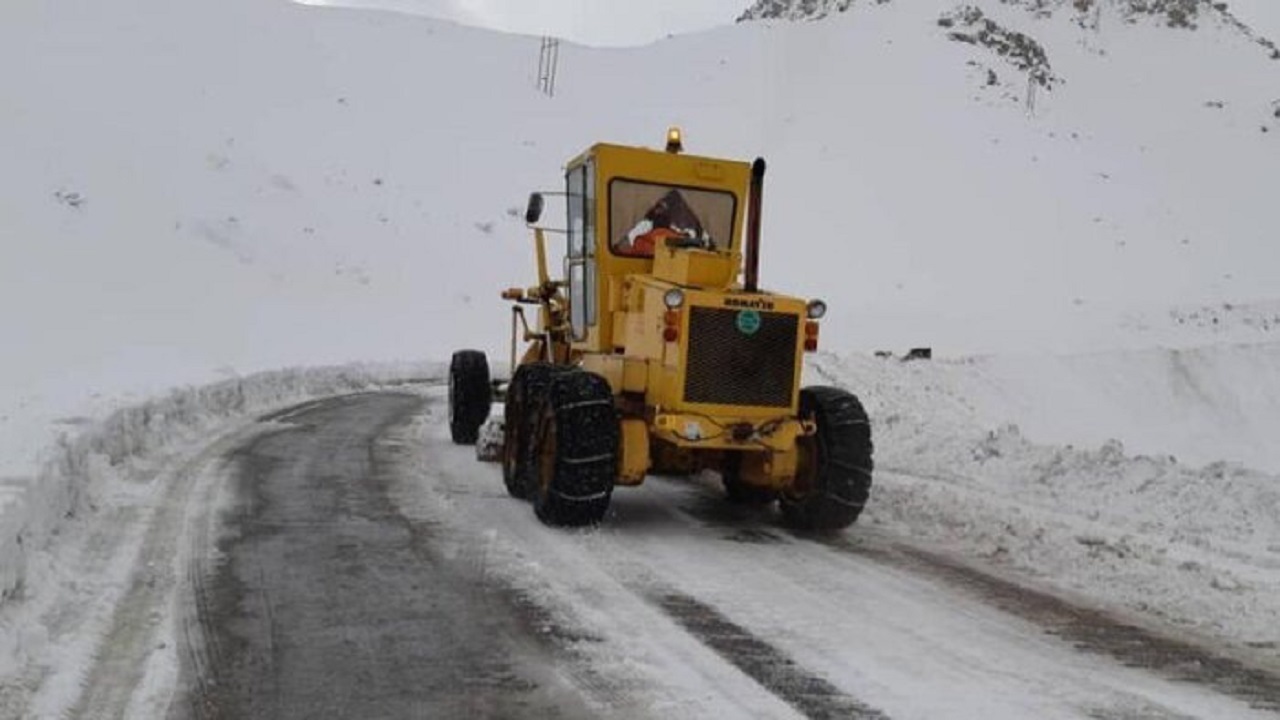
[565,159,597,342]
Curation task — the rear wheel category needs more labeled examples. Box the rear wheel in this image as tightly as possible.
[781,386,873,531]
[532,371,618,527]
[448,350,491,445]
[502,363,563,499]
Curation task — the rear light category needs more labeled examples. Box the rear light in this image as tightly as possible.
[804,320,819,352]
[663,309,681,342]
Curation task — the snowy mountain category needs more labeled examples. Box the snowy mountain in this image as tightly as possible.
[1,0,1277,471]
[743,0,1279,45]
[2,2,1280,711]
[739,0,858,22]
[739,0,1279,105]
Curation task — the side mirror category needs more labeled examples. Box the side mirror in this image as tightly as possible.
[525,193,545,224]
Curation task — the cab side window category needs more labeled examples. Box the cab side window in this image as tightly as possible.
[566,162,596,340]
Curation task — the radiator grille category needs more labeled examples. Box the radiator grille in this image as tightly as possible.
[684,307,799,408]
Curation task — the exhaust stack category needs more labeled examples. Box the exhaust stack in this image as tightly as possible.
[744,157,766,294]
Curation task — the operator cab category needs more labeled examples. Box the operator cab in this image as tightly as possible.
[524,129,755,350]
[611,182,735,258]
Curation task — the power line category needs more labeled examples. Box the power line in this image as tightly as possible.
[537,36,560,97]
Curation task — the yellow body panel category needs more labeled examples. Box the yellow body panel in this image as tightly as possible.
[580,354,623,389]
[618,419,650,485]
[652,246,739,287]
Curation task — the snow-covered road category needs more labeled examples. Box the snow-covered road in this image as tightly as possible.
[54,389,1278,719]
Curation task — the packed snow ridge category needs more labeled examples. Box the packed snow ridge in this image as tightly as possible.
[0,364,441,606]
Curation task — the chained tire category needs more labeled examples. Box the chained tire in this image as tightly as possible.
[502,363,564,499]
[721,453,778,505]
[781,386,873,531]
[532,371,618,527]
[448,350,491,445]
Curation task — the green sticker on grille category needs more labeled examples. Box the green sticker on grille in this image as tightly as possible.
[736,309,762,335]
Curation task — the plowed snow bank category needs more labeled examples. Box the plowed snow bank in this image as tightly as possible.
[0,363,439,613]
[818,343,1280,651]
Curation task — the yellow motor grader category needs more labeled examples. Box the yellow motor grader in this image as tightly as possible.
[449,129,873,529]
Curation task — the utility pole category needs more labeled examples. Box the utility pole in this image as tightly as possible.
[537,37,560,97]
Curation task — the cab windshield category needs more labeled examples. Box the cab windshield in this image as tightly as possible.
[609,180,736,258]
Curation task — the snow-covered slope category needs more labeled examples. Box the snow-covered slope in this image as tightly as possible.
[296,0,750,46]
[4,0,1278,472]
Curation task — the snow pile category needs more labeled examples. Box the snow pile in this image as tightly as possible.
[475,414,506,462]
[816,349,1280,647]
[949,342,1280,473]
[0,362,441,607]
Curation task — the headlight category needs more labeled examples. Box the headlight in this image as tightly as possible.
[806,299,828,319]
[664,289,686,309]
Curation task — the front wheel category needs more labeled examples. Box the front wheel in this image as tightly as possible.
[532,371,618,527]
[781,386,873,531]
[502,363,563,499]
[448,350,491,445]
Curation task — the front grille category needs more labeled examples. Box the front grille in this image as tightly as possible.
[684,307,800,408]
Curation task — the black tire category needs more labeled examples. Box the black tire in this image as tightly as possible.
[448,350,491,445]
[721,453,778,505]
[502,363,563,499]
[531,371,618,527]
[781,386,873,531]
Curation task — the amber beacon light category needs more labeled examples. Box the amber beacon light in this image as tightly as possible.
[666,126,683,154]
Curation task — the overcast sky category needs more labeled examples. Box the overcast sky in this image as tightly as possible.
[452,0,751,45]
[298,0,751,45]
[300,0,1279,49]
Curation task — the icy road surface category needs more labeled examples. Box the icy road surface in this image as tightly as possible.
[74,390,1280,719]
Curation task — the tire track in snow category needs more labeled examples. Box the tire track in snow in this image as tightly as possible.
[174,393,599,720]
[66,423,280,720]
[824,536,1280,712]
[651,590,890,720]
[388,405,813,718]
